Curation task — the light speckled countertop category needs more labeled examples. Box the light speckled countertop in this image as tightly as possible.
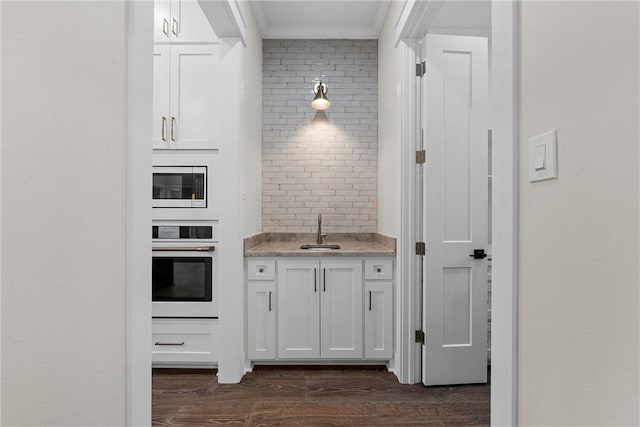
[244,233,395,257]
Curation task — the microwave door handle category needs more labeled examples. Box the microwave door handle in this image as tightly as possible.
[152,246,215,252]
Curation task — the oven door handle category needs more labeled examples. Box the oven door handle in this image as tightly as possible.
[152,246,215,252]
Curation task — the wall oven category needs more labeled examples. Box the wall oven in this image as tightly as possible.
[152,152,219,220]
[152,222,218,318]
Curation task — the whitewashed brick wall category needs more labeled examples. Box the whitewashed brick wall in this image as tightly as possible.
[262,39,378,232]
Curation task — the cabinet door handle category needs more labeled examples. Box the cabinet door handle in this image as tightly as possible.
[162,18,169,36]
[161,116,167,141]
[268,291,272,312]
[172,17,178,36]
[314,268,317,292]
[170,117,176,141]
[369,291,372,311]
[154,341,184,346]
[323,268,326,292]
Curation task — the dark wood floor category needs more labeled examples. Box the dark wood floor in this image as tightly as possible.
[153,366,489,426]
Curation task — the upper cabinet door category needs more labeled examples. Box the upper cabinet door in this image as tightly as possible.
[154,0,172,43]
[155,0,217,44]
[152,46,171,149]
[170,44,219,150]
[172,0,218,43]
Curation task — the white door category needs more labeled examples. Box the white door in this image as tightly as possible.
[422,34,489,385]
[320,260,363,358]
[247,281,276,360]
[277,260,320,359]
[170,44,219,150]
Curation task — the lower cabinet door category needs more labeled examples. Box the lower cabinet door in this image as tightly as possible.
[364,281,393,359]
[321,260,364,358]
[248,281,276,360]
[277,260,320,358]
[152,318,218,364]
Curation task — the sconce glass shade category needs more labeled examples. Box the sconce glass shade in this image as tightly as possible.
[311,82,330,111]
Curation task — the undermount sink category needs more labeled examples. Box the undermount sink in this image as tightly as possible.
[300,244,341,250]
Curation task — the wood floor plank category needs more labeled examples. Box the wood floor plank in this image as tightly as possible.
[249,401,487,426]
[153,366,489,426]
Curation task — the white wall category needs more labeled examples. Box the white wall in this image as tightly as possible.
[239,1,263,236]
[262,39,379,233]
[519,2,639,425]
[1,1,127,425]
[377,0,403,237]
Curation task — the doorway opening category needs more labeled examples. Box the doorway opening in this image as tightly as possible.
[126,1,519,425]
[395,1,519,425]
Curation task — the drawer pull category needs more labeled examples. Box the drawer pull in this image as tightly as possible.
[155,341,185,346]
[153,246,215,252]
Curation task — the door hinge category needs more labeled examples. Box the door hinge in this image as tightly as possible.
[415,330,425,345]
[416,242,426,256]
[416,61,426,77]
[416,149,426,164]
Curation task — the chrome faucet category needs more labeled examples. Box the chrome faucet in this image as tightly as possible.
[316,213,327,244]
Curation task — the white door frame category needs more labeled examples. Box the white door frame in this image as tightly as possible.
[395,1,519,425]
[125,0,519,425]
[126,2,153,425]
[125,2,248,423]
[488,2,520,424]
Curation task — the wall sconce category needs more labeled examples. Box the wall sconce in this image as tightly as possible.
[311,80,330,111]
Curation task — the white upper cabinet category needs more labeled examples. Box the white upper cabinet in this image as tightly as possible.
[170,45,219,149]
[154,0,218,44]
[153,44,219,150]
[152,46,171,149]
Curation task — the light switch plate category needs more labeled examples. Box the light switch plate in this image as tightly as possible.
[528,130,557,182]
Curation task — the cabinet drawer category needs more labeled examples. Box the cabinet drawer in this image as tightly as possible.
[247,259,276,281]
[364,259,393,280]
[152,318,218,364]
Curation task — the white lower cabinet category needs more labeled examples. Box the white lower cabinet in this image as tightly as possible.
[152,318,218,365]
[247,281,276,359]
[364,281,393,359]
[277,259,321,358]
[247,257,392,362]
[277,259,363,359]
[319,260,363,358]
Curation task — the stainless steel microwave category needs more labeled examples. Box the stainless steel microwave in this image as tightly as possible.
[152,152,219,220]
[152,166,207,208]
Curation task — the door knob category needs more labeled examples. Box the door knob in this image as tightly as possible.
[469,249,487,259]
